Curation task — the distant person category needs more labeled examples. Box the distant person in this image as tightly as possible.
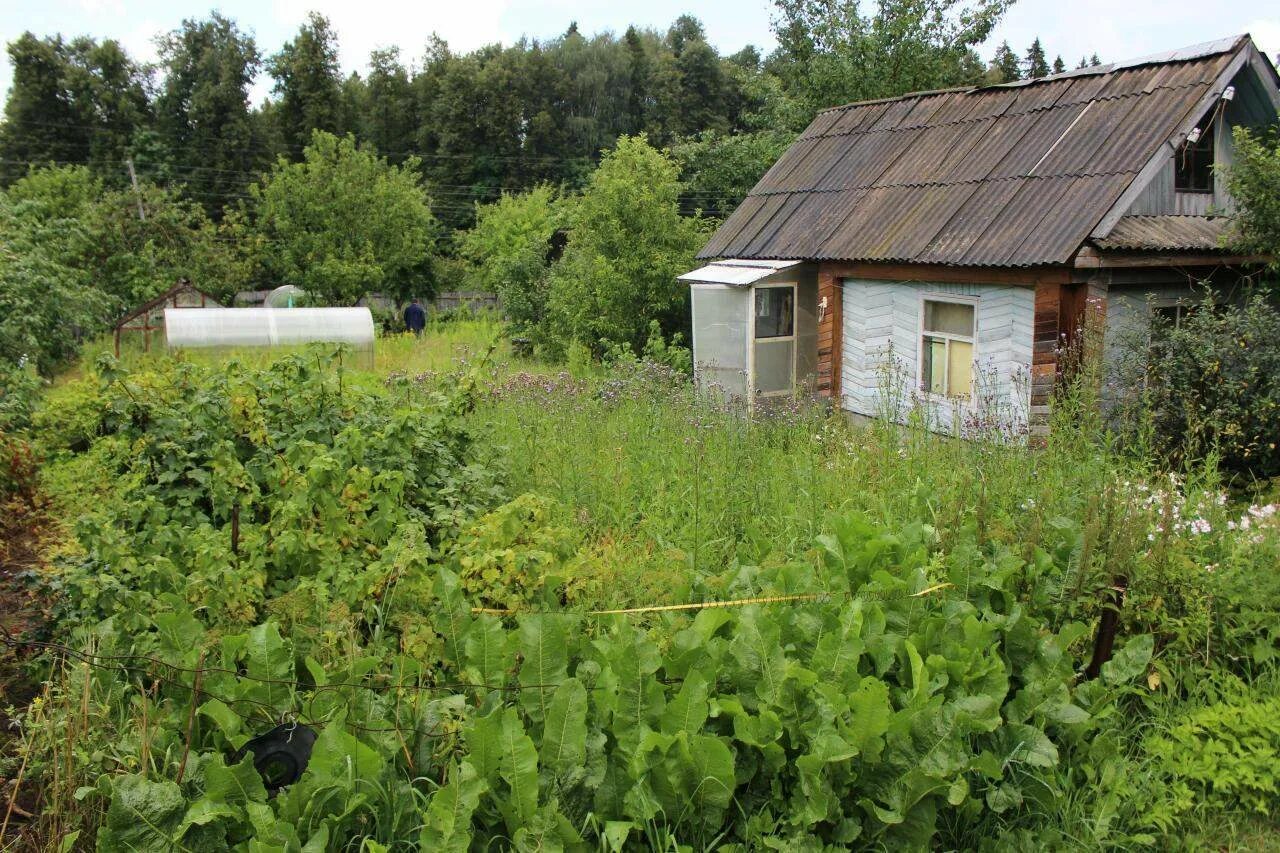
[404,298,426,336]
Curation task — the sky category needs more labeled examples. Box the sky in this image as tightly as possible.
[0,0,1277,106]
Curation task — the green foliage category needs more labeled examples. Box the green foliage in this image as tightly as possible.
[672,129,795,217]
[1141,291,1280,478]
[604,320,694,375]
[360,48,418,164]
[0,360,41,433]
[87,181,249,307]
[987,41,1022,83]
[458,186,567,337]
[1142,693,1280,826]
[267,13,346,152]
[450,493,579,610]
[1226,127,1280,264]
[245,131,439,304]
[769,0,1005,109]
[9,327,1280,848]
[154,13,264,218]
[49,349,501,641]
[1024,37,1050,79]
[0,33,149,185]
[0,165,246,371]
[0,168,104,373]
[545,136,709,357]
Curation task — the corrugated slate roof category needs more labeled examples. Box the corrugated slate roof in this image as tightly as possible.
[698,36,1247,267]
[1092,215,1229,251]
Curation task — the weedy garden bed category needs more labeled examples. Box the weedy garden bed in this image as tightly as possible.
[0,325,1277,850]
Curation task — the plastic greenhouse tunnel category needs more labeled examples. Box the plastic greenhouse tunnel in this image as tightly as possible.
[164,307,377,367]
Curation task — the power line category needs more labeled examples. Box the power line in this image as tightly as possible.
[0,118,605,165]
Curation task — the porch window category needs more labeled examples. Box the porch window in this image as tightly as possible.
[921,298,975,399]
[754,286,794,339]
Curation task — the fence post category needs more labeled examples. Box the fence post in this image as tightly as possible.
[1085,576,1127,679]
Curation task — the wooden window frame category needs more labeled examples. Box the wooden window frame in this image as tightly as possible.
[917,293,978,403]
[748,282,798,404]
[1174,124,1215,194]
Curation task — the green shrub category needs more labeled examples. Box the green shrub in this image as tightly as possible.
[1225,127,1280,261]
[458,185,566,337]
[449,493,579,610]
[1142,694,1280,828]
[47,349,502,644]
[544,136,708,358]
[0,359,41,433]
[1143,291,1280,478]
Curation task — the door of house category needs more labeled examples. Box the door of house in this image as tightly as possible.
[750,283,797,403]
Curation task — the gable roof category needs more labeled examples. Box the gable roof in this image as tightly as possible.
[115,280,220,329]
[698,35,1265,268]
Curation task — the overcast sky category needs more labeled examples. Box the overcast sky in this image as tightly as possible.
[1,0,1277,106]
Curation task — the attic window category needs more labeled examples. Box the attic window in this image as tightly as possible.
[1174,121,1214,193]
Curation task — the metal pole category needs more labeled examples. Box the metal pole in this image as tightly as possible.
[126,158,145,221]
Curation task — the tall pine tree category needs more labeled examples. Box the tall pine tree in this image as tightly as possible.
[154,13,262,216]
[362,48,417,162]
[0,34,148,184]
[990,41,1021,83]
[268,13,345,155]
[1024,37,1049,79]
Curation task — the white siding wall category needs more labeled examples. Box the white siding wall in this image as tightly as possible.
[841,280,1035,435]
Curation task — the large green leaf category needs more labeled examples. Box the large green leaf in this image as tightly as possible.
[203,753,268,807]
[96,774,187,852]
[600,624,663,752]
[305,724,385,784]
[679,733,736,816]
[731,608,787,706]
[539,677,588,782]
[812,600,867,687]
[464,613,513,692]
[517,614,575,724]
[847,677,892,760]
[660,669,709,736]
[498,708,540,830]
[1101,634,1154,685]
[420,761,487,853]
[464,706,504,783]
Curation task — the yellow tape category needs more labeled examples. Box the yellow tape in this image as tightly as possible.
[469,582,954,617]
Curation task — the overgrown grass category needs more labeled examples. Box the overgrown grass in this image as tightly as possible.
[10,320,1279,849]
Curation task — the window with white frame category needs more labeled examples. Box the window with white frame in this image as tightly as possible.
[921,298,976,399]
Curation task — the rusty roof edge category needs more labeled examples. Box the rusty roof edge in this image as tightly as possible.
[813,35,1248,117]
[799,78,1217,144]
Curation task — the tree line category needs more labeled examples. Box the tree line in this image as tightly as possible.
[0,0,1105,375]
[1,3,1084,224]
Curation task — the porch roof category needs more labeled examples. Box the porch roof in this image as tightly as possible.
[678,259,802,286]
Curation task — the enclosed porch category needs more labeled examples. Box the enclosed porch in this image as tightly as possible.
[679,260,818,407]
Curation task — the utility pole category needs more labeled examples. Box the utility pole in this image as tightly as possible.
[126,157,145,221]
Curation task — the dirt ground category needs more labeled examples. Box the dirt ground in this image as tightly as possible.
[0,452,53,849]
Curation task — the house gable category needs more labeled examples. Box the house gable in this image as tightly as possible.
[1092,41,1280,236]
